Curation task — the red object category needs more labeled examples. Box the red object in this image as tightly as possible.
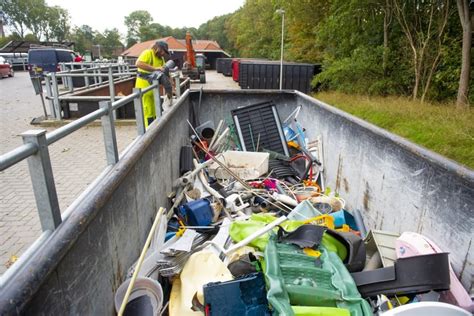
[232,58,240,82]
[74,55,83,62]
[185,32,196,68]
[0,56,14,78]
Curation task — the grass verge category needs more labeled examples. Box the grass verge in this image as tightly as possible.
[314,91,474,169]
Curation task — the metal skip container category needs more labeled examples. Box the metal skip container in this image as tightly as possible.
[238,60,322,93]
[0,90,472,315]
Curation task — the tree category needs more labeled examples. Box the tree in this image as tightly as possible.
[456,0,471,107]
[0,0,29,37]
[226,0,281,59]
[198,14,232,51]
[393,0,452,102]
[45,6,70,41]
[96,28,124,57]
[70,24,96,53]
[124,10,152,47]
[22,0,47,39]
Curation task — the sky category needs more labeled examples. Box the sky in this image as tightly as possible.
[45,0,245,34]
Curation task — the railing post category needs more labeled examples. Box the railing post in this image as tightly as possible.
[152,79,162,118]
[44,75,55,118]
[83,66,89,88]
[174,75,181,97]
[60,64,67,89]
[133,88,146,135]
[21,130,62,231]
[50,72,62,120]
[99,101,119,164]
[67,69,74,93]
[108,66,116,119]
[93,68,97,85]
[98,65,103,84]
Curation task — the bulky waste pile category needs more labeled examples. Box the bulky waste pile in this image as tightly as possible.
[115,101,473,316]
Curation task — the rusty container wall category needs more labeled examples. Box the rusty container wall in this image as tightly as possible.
[61,78,136,119]
[193,90,473,291]
[0,90,472,315]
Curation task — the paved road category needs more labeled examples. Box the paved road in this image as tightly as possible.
[0,70,238,274]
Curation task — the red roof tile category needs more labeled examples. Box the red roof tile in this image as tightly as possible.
[122,36,227,57]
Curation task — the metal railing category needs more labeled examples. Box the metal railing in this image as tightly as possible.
[44,62,135,120]
[0,76,189,233]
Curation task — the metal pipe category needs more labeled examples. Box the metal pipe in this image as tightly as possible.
[276,9,285,90]
[141,82,159,94]
[0,143,38,171]
[50,73,136,78]
[46,107,108,145]
[208,120,224,150]
[57,96,116,101]
[111,92,140,111]
[209,127,229,152]
[180,78,190,88]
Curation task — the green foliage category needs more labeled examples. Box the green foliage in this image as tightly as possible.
[316,91,474,167]
[225,0,282,59]
[124,10,152,46]
[0,0,71,41]
[217,0,469,103]
[197,14,233,52]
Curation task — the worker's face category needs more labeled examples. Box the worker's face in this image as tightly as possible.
[154,46,166,57]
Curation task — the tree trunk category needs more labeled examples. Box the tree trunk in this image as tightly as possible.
[456,0,471,107]
[413,54,421,100]
[383,0,392,77]
[383,14,389,76]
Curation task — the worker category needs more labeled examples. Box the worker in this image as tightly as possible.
[135,40,170,128]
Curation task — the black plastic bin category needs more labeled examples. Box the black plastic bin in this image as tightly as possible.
[238,60,321,94]
[216,58,233,76]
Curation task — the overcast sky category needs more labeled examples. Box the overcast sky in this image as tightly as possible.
[45,0,244,34]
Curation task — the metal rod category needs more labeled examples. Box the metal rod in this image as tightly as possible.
[22,130,62,231]
[111,92,140,111]
[0,143,38,171]
[46,107,108,145]
[48,73,136,78]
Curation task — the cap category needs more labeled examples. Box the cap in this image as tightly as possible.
[155,41,169,55]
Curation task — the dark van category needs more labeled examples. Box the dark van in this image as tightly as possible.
[28,48,74,78]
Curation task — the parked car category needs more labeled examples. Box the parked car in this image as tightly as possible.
[27,48,74,78]
[0,56,14,78]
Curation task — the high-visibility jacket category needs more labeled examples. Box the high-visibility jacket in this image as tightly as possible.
[135,48,165,128]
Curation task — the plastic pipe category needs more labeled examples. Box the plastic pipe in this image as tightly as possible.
[272,192,298,207]
[209,120,224,150]
[118,207,165,316]
[192,159,223,200]
[210,127,229,152]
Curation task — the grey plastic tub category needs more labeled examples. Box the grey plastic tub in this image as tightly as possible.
[0,89,472,315]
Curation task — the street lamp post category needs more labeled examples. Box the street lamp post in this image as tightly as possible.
[276,9,285,90]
